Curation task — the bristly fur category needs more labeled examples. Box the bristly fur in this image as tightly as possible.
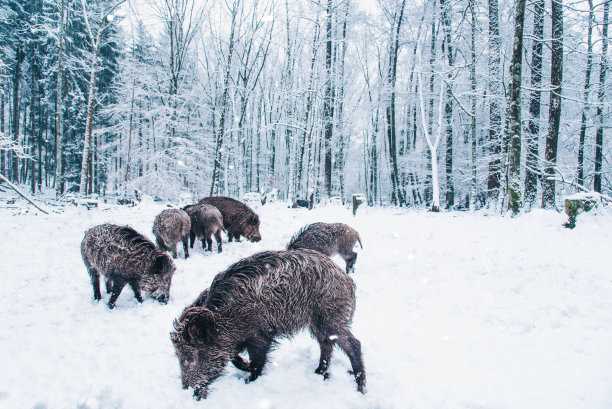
[287,222,362,273]
[170,249,366,400]
[198,196,261,242]
[182,203,224,252]
[153,209,191,259]
[81,223,176,309]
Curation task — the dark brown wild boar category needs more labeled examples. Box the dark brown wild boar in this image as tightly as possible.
[153,209,191,259]
[170,249,365,400]
[287,222,363,273]
[198,196,261,242]
[81,224,176,309]
[182,203,224,253]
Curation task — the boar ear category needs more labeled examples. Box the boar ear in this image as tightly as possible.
[183,307,217,345]
[249,214,259,225]
[153,254,173,274]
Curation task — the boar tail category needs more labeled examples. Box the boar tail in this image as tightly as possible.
[357,235,363,249]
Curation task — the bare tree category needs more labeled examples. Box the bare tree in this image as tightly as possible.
[577,0,594,187]
[210,0,239,195]
[78,0,126,196]
[542,0,563,208]
[523,0,544,209]
[487,0,503,204]
[505,0,527,214]
[594,0,609,193]
[385,0,407,206]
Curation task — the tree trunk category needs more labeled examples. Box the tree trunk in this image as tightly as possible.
[30,61,36,194]
[469,0,477,211]
[55,0,65,197]
[78,42,100,196]
[336,3,349,203]
[297,18,320,197]
[440,0,454,209]
[386,0,407,206]
[577,0,594,186]
[426,0,438,206]
[125,79,135,197]
[323,0,334,198]
[523,0,545,209]
[505,0,527,214]
[210,0,238,196]
[1,91,5,176]
[11,45,23,183]
[542,0,564,208]
[487,0,503,203]
[594,0,609,193]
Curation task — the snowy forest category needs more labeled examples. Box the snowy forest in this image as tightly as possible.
[0,0,610,212]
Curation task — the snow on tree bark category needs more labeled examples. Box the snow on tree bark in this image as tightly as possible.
[542,0,564,208]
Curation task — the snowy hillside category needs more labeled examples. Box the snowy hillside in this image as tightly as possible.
[2,196,612,409]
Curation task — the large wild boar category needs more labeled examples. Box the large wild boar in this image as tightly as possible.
[287,222,363,273]
[153,209,191,259]
[198,196,261,242]
[170,249,365,399]
[81,224,176,309]
[182,203,224,253]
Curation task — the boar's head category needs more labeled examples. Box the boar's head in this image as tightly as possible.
[244,214,261,242]
[145,254,175,304]
[171,306,227,400]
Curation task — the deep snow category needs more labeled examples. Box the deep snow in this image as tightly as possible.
[1,195,612,409]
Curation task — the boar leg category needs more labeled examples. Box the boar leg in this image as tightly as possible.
[214,230,223,253]
[231,355,250,372]
[246,335,273,382]
[189,231,196,248]
[171,244,178,259]
[182,236,189,259]
[311,328,334,380]
[205,237,213,252]
[129,280,144,303]
[336,330,366,393]
[107,279,126,309]
[88,268,102,301]
[105,279,113,294]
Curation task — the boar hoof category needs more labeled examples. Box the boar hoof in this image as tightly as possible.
[107,302,116,309]
[194,386,208,400]
[353,371,366,394]
[315,368,330,380]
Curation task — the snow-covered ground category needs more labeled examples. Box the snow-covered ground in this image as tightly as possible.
[2,194,612,409]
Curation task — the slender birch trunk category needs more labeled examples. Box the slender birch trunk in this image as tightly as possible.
[469,0,477,211]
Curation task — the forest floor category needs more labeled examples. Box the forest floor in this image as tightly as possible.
[1,189,612,409]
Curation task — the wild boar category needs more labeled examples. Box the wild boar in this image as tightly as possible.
[182,203,224,253]
[198,196,261,242]
[287,222,363,273]
[153,208,191,259]
[291,199,310,208]
[81,224,176,309]
[170,249,365,399]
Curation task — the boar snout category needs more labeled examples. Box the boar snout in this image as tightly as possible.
[194,385,208,400]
